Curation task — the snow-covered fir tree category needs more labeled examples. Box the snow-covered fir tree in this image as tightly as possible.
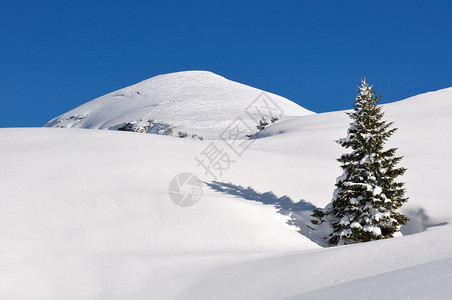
[328,79,408,245]
[256,117,270,131]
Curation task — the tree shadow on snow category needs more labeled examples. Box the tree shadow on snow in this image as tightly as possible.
[206,182,447,246]
[401,207,448,236]
[205,181,329,247]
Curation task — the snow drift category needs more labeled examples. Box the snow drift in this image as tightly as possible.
[2,77,452,298]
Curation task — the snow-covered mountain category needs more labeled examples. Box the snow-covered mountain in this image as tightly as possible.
[2,81,452,298]
[45,71,313,139]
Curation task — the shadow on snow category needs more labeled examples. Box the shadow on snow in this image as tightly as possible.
[401,207,448,236]
[205,181,329,247]
[204,182,448,247]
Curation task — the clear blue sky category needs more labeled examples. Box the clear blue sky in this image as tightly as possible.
[1,0,451,127]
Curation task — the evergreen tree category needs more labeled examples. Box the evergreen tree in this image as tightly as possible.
[329,79,408,245]
[256,117,270,131]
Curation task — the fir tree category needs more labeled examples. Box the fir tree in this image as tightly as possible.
[329,79,408,245]
[256,117,270,131]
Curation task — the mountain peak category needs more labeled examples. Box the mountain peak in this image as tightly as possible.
[46,71,314,139]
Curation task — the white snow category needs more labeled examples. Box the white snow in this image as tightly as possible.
[372,185,382,196]
[350,221,362,229]
[45,71,313,140]
[1,74,452,298]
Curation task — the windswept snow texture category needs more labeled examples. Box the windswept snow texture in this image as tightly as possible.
[2,85,452,298]
[45,71,313,139]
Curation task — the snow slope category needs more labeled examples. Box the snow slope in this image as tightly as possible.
[1,85,452,298]
[45,71,313,139]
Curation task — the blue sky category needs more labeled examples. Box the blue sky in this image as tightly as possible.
[1,0,451,127]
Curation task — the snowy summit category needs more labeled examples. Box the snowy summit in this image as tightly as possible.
[45,71,313,139]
